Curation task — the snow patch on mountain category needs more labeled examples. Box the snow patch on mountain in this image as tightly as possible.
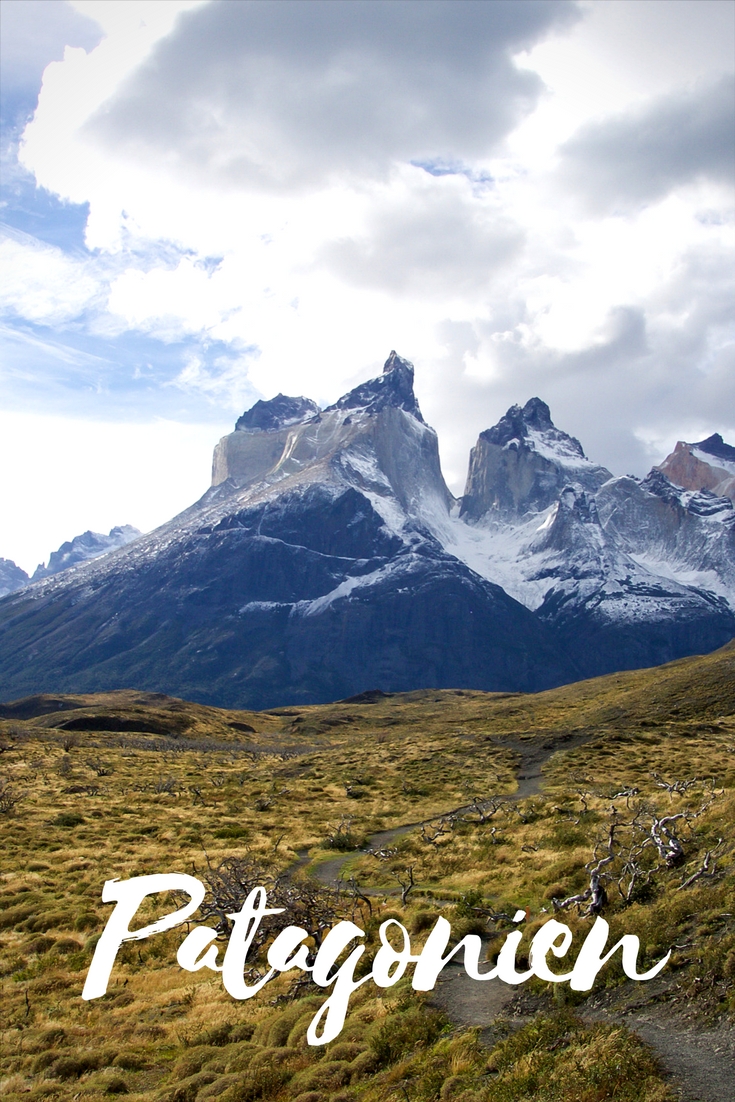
[690,448,735,478]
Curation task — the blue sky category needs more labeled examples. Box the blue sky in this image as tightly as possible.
[1,0,733,571]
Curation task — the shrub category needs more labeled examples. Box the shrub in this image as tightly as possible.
[105,1075,129,1094]
[348,1049,379,1080]
[191,1023,234,1048]
[26,1026,66,1053]
[369,1006,446,1067]
[50,1054,101,1079]
[27,936,56,955]
[0,905,35,930]
[215,1063,291,1102]
[74,912,101,931]
[164,1071,219,1102]
[31,1051,57,1074]
[52,812,85,827]
[113,1049,148,1071]
[52,937,83,955]
[324,1042,364,1062]
[172,1046,221,1081]
[410,909,437,934]
[290,1061,351,1092]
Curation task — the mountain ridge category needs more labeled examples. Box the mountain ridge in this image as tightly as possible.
[0,353,732,706]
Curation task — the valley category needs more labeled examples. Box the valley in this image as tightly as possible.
[1,641,734,1101]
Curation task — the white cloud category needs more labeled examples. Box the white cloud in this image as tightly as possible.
[83,0,577,192]
[0,409,227,572]
[0,225,101,322]
[3,0,734,537]
[107,256,243,337]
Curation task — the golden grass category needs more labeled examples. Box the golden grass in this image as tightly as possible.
[1,640,733,1100]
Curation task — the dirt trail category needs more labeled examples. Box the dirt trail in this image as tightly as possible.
[427,968,735,1102]
[288,731,735,1099]
[295,730,594,889]
[592,1011,734,1102]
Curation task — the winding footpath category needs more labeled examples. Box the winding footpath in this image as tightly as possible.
[289,732,734,1100]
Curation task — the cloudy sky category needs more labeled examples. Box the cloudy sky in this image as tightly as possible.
[1,0,733,572]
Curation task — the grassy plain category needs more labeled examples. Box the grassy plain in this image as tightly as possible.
[1,641,734,1102]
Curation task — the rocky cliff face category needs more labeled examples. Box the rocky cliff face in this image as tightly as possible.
[447,403,735,676]
[656,434,735,504]
[0,359,732,708]
[211,352,452,521]
[461,398,612,519]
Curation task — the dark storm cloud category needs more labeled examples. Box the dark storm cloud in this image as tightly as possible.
[88,0,580,191]
[558,75,735,213]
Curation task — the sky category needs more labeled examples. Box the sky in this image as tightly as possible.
[1,0,733,573]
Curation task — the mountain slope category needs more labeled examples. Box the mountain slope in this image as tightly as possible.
[0,355,732,706]
[657,433,735,503]
[445,403,735,676]
[0,355,571,707]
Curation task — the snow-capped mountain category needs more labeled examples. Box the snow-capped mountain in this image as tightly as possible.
[0,559,29,599]
[656,434,735,504]
[460,397,612,519]
[0,354,732,707]
[32,525,142,581]
[0,526,141,598]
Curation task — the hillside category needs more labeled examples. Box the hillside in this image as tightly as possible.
[1,642,734,1100]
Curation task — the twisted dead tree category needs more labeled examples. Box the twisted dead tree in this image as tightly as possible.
[552,778,722,916]
[0,778,23,814]
[420,816,456,847]
[325,815,360,851]
[393,866,418,906]
[419,794,507,849]
[651,772,702,798]
[195,854,359,957]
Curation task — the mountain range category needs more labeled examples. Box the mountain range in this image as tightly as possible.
[0,352,732,707]
[0,526,140,598]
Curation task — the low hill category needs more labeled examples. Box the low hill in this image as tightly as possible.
[1,643,733,1101]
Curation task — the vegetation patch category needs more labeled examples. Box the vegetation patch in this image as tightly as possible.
[0,644,733,1099]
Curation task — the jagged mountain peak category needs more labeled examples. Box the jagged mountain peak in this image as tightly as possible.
[462,399,612,520]
[325,350,424,423]
[0,558,29,599]
[213,352,444,514]
[640,468,735,519]
[32,525,141,582]
[383,349,411,375]
[481,397,585,461]
[235,393,319,433]
[655,431,735,505]
[692,432,735,464]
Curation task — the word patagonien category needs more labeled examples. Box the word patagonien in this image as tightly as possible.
[83,873,671,1044]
